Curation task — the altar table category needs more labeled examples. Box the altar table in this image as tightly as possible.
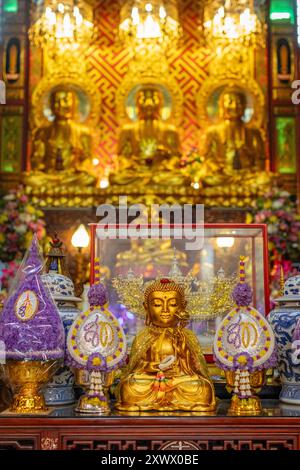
[0,400,300,450]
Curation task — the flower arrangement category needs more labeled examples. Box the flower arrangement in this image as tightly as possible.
[181,147,205,184]
[247,188,300,299]
[0,187,45,262]
[0,260,20,291]
[0,186,46,294]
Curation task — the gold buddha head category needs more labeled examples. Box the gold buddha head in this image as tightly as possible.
[219,87,246,121]
[51,88,76,121]
[136,87,162,120]
[143,278,188,328]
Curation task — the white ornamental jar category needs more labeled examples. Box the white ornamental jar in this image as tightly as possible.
[269,275,300,404]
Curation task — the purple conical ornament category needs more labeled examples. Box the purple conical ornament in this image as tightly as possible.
[0,234,65,361]
[0,235,65,413]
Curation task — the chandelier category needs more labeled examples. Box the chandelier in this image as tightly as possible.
[203,0,264,48]
[119,0,181,54]
[29,1,94,53]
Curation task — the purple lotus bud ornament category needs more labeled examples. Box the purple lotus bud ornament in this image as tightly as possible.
[88,283,108,307]
[232,256,253,307]
[232,283,253,307]
[0,235,65,414]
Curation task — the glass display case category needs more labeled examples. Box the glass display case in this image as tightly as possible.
[89,224,270,360]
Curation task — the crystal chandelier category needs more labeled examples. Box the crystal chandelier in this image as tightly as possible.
[29,0,94,53]
[119,0,181,54]
[203,0,264,48]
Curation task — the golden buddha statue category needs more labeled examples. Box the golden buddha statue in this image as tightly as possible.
[111,87,184,186]
[25,88,95,187]
[115,278,216,412]
[196,86,269,187]
[116,239,187,272]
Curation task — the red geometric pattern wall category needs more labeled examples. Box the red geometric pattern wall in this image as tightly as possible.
[86,0,212,166]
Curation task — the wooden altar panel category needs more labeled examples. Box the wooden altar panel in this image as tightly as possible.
[1,402,300,450]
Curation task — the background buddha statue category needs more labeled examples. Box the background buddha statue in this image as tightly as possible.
[111,87,184,186]
[26,88,95,187]
[115,278,216,412]
[198,86,268,186]
[116,239,187,273]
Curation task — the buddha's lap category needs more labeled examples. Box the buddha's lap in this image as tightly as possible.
[122,373,212,393]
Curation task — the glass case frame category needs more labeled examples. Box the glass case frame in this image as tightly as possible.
[89,223,270,362]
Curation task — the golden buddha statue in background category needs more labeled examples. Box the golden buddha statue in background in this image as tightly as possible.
[111,87,184,186]
[115,278,216,412]
[197,86,268,186]
[116,239,187,271]
[25,88,95,187]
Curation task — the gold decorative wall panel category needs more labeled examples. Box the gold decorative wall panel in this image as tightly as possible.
[71,0,214,166]
[26,0,271,206]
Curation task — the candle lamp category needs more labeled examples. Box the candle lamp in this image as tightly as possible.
[71,224,89,297]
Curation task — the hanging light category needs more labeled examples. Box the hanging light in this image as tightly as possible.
[203,0,264,48]
[119,0,181,54]
[29,0,94,53]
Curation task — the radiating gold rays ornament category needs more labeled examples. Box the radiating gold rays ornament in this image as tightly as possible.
[112,250,237,320]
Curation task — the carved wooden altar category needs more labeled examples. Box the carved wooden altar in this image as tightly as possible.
[0,400,300,451]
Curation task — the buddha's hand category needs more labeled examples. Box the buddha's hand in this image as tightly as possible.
[173,328,188,357]
[158,355,176,371]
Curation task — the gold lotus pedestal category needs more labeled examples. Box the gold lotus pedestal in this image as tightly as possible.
[5,359,60,414]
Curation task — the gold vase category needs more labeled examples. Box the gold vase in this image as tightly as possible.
[5,359,60,413]
[225,370,265,416]
[74,368,90,390]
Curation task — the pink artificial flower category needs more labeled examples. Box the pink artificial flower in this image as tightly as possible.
[8,210,19,221]
[28,222,38,232]
[37,218,46,227]
[255,214,265,223]
[7,232,18,242]
[6,201,18,210]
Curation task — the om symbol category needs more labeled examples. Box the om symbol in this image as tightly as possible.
[240,321,258,348]
[227,316,258,349]
[83,315,114,349]
[84,316,100,347]
[98,321,114,348]
[227,318,242,348]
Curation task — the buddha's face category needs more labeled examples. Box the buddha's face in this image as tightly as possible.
[137,89,161,120]
[52,90,75,120]
[146,290,183,327]
[221,90,245,121]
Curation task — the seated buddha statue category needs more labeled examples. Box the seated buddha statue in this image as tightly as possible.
[110,87,185,186]
[116,239,187,272]
[194,86,270,187]
[115,278,216,412]
[25,88,95,188]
